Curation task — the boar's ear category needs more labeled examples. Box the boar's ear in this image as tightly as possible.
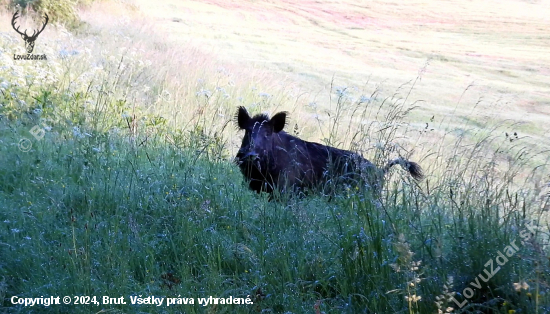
[236,106,250,129]
[270,111,288,133]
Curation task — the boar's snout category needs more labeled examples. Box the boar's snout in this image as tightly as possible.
[235,149,259,164]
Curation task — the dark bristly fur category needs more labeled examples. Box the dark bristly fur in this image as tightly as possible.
[234,106,424,196]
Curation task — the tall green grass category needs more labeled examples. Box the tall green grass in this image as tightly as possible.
[1,8,549,314]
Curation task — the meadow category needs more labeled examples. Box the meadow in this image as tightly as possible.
[0,0,549,313]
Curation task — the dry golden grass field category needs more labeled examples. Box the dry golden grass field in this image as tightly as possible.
[127,0,550,141]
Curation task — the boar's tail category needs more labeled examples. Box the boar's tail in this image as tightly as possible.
[383,157,424,180]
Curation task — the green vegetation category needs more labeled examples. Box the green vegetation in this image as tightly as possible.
[8,0,85,27]
[1,3,549,314]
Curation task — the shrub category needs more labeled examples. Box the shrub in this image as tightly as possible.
[10,0,80,26]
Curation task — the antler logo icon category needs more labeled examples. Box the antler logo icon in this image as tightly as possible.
[11,11,49,54]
